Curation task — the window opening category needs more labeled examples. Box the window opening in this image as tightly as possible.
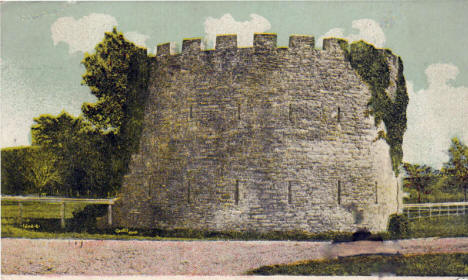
[289,104,293,122]
[337,107,341,123]
[235,180,240,205]
[375,181,378,204]
[187,182,191,203]
[338,180,341,205]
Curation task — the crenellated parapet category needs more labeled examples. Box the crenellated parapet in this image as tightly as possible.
[154,33,358,57]
[154,34,398,58]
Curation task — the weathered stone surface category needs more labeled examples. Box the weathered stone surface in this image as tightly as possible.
[114,34,404,233]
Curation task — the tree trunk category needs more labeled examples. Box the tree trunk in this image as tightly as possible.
[417,185,421,203]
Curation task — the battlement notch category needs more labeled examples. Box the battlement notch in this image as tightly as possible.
[254,33,277,51]
[157,43,171,56]
[323,38,347,52]
[216,34,237,50]
[289,35,315,49]
[182,38,201,54]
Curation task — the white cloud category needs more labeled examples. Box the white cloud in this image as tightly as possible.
[204,13,271,48]
[320,28,345,41]
[124,31,150,48]
[403,63,468,168]
[51,13,117,54]
[318,19,386,48]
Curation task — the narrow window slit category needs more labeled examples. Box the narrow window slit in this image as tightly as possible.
[337,107,341,123]
[338,180,341,205]
[375,181,378,204]
[189,105,193,119]
[289,104,293,122]
[235,180,240,205]
[187,182,191,203]
[238,104,241,120]
[288,182,292,204]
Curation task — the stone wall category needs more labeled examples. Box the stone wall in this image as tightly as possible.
[114,34,404,233]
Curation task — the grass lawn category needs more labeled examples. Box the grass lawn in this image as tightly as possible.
[408,215,468,238]
[1,201,468,240]
[248,253,468,276]
[1,201,87,219]
[1,201,178,240]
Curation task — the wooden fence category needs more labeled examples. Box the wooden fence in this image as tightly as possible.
[1,195,120,228]
[403,201,468,220]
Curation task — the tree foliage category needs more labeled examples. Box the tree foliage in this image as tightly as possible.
[80,27,152,195]
[1,146,41,195]
[3,28,150,198]
[24,148,63,195]
[402,138,468,203]
[81,27,151,140]
[403,162,438,203]
[28,112,118,197]
[442,137,468,201]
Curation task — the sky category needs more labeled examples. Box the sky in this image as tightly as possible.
[1,1,467,169]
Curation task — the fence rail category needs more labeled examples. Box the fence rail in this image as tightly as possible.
[403,201,468,220]
[1,195,120,228]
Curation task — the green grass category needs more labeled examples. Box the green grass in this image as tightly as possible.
[1,201,87,219]
[1,201,467,240]
[248,253,468,276]
[0,223,187,241]
[407,215,468,238]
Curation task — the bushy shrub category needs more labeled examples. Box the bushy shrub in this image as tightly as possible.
[388,214,409,239]
[67,205,108,233]
[1,146,55,195]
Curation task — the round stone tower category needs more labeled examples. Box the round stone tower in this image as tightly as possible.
[114,33,404,233]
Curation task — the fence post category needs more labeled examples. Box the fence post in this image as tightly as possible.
[108,204,112,226]
[18,202,23,225]
[429,207,432,219]
[60,202,66,229]
[418,206,421,220]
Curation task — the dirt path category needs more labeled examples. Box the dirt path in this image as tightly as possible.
[2,237,468,275]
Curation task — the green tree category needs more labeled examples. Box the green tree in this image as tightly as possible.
[442,137,468,201]
[403,162,438,203]
[31,112,118,197]
[31,111,88,147]
[80,27,151,191]
[24,148,63,195]
[1,146,41,195]
[81,27,150,138]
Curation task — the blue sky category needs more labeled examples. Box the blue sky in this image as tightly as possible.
[1,1,467,169]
